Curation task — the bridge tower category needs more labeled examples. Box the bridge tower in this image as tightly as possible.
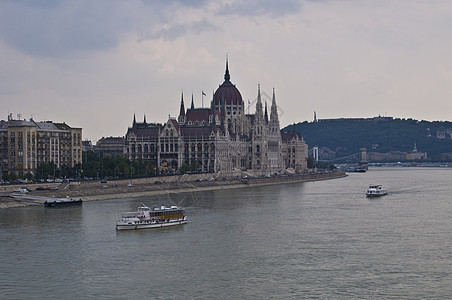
[313,146,319,162]
[359,148,368,170]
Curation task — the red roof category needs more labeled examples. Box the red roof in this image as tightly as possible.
[281,131,300,142]
[180,126,214,137]
[213,81,243,106]
[186,108,210,125]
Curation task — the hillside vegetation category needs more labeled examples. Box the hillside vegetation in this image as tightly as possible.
[283,118,452,160]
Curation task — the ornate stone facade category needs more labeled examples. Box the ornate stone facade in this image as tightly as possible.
[125,61,308,176]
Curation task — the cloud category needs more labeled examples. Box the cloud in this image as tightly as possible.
[0,1,128,56]
[140,19,218,41]
[219,0,302,17]
[0,0,305,57]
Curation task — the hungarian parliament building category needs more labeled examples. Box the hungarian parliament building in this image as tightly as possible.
[124,61,308,176]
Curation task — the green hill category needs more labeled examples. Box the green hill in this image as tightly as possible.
[283,117,452,161]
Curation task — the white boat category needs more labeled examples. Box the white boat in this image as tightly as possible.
[366,185,388,197]
[116,204,187,231]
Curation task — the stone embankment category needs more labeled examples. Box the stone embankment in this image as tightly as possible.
[1,171,346,209]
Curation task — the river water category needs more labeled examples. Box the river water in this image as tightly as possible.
[1,168,451,299]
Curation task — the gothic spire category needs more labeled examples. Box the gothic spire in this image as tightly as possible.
[178,92,186,124]
[143,114,147,124]
[264,101,269,124]
[210,90,215,109]
[224,54,230,82]
[179,92,185,116]
[270,87,280,128]
[133,113,136,126]
[191,93,194,109]
[255,84,263,120]
[212,93,217,129]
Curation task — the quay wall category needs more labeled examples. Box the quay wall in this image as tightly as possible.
[1,171,346,208]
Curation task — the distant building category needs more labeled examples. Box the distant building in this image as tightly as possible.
[387,151,407,161]
[0,114,82,176]
[436,127,446,139]
[124,60,308,175]
[435,127,451,139]
[406,143,427,160]
[406,151,427,160]
[368,144,428,162]
[82,140,94,152]
[96,136,125,158]
[440,153,452,160]
[368,152,386,162]
[281,131,308,173]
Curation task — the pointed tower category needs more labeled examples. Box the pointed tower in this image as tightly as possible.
[211,92,217,130]
[224,55,230,82]
[252,84,265,171]
[143,114,147,125]
[264,101,269,124]
[267,87,282,172]
[270,87,280,131]
[133,113,136,126]
[178,92,186,124]
[191,93,195,109]
[255,84,264,130]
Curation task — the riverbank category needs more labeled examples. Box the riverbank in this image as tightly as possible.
[0,171,346,209]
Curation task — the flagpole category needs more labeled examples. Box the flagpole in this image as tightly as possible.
[202,91,206,108]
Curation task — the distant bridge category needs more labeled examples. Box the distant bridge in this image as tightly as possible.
[309,148,363,163]
[319,153,361,163]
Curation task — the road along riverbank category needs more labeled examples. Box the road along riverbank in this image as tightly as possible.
[1,171,346,209]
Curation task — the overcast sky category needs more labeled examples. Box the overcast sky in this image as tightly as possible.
[1,0,451,142]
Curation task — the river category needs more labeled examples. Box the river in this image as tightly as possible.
[0,167,451,299]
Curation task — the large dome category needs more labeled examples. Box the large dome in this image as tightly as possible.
[213,61,243,106]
